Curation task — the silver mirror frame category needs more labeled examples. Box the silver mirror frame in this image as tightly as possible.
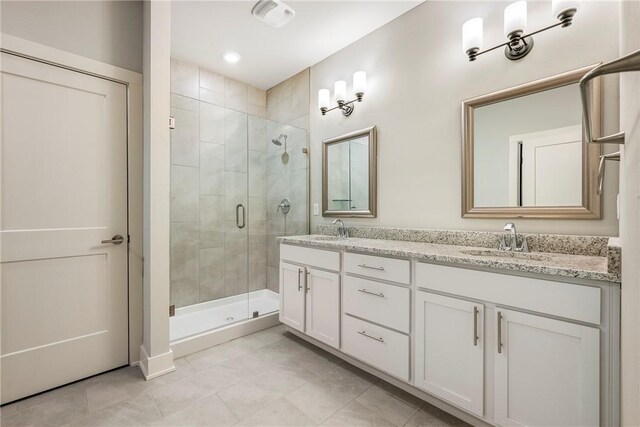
[461,65,603,219]
[322,126,377,218]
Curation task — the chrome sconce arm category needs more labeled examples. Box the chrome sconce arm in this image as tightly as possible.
[464,4,577,62]
[580,48,640,145]
[320,92,363,117]
[467,17,571,62]
[597,151,621,195]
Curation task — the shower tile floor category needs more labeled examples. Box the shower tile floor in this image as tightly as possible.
[0,325,468,427]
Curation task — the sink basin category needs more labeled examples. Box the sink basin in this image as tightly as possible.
[459,249,552,261]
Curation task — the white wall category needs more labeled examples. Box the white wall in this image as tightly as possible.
[310,0,621,236]
[619,1,640,424]
[0,1,142,73]
[141,0,173,378]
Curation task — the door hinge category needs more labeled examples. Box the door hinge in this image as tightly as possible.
[169,116,176,129]
[169,305,175,317]
[127,234,131,244]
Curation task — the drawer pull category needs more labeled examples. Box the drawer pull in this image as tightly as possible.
[297,268,303,292]
[357,288,385,298]
[358,264,385,271]
[497,311,503,354]
[357,330,384,343]
[473,306,479,347]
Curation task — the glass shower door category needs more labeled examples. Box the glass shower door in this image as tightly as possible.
[222,109,250,324]
[249,120,309,317]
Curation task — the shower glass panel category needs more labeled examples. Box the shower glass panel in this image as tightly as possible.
[255,120,309,314]
[169,92,309,342]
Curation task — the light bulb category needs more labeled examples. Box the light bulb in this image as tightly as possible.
[504,1,527,39]
[552,0,578,21]
[318,89,330,110]
[462,17,483,54]
[353,71,366,96]
[334,80,347,103]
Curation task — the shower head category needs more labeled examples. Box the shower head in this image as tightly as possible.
[271,134,287,146]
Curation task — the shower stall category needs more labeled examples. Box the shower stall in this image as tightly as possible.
[168,92,309,346]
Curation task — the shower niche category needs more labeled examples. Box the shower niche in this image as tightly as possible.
[169,60,309,343]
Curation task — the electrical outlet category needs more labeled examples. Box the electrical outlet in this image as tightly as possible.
[313,203,319,216]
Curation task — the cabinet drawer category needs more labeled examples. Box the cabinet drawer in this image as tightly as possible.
[416,262,601,325]
[280,244,340,271]
[343,276,410,333]
[345,252,410,284]
[342,315,410,381]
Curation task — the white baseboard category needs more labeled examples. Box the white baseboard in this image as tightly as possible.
[138,345,175,380]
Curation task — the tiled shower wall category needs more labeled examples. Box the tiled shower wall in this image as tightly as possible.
[170,59,310,308]
[265,70,311,292]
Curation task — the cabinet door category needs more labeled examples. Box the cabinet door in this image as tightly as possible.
[305,268,340,348]
[279,262,306,332]
[494,309,599,427]
[415,291,484,416]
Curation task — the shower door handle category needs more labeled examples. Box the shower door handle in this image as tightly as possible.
[236,204,246,229]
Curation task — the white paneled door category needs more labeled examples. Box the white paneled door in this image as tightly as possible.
[1,52,129,404]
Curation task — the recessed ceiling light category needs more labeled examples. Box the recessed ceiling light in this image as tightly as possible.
[222,51,242,63]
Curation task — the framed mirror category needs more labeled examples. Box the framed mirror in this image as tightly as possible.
[323,126,377,217]
[462,65,602,219]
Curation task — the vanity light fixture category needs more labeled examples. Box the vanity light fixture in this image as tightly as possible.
[319,71,366,117]
[463,0,579,62]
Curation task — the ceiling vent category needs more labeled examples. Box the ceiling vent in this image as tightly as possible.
[251,0,295,28]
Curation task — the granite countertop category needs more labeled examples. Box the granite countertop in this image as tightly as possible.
[279,235,620,283]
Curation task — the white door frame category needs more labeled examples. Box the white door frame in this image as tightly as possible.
[0,33,144,366]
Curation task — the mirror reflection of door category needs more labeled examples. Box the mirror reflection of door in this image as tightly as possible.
[508,125,582,207]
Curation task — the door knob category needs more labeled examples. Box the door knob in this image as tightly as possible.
[101,235,125,245]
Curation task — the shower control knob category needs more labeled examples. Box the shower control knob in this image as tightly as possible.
[277,199,291,214]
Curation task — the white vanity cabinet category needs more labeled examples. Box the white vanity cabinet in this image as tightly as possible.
[280,241,618,427]
[494,309,599,427]
[416,262,604,427]
[279,245,341,348]
[414,291,484,417]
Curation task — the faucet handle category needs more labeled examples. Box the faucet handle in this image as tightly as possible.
[498,235,508,251]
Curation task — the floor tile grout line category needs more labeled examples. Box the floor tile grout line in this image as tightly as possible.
[147,390,165,421]
[315,377,380,426]
[212,393,241,426]
[215,352,317,422]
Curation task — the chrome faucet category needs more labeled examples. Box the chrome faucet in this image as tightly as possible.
[333,219,348,239]
[499,222,529,252]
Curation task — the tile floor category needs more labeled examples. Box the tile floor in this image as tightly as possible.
[0,325,468,427]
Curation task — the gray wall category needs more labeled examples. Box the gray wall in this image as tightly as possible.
[1,1,143,72]
[310,0,620,237]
